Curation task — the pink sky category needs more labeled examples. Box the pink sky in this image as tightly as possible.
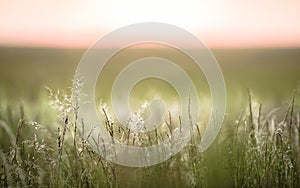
[0,0,300,48]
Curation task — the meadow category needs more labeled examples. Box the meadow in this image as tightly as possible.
[0,47,300,187]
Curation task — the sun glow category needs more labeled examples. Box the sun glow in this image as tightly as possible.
[0,0,299,48]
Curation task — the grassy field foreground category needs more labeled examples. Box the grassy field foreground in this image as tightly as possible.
[0,87,300,187]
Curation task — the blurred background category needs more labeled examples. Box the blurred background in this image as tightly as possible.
[0,0,300,116]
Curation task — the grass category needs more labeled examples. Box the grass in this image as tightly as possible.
[1,47,300,187]
[229,89,300,187]
[0,84,299,187]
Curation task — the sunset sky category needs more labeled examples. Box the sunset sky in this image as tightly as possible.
[0,0,300,48]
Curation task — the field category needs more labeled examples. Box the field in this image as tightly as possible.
[0,47,300,187]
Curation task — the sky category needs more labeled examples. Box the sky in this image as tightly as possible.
[0,0,300,48]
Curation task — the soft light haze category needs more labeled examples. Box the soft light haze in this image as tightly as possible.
[0,0,300,48]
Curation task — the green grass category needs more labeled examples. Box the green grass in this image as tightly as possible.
[1,47,300,187]
[0,86,299,187]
